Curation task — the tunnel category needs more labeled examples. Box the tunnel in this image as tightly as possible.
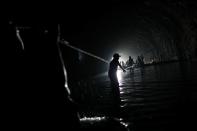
[5,1,197,131]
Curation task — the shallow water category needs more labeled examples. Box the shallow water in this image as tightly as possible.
[77,61,197,130]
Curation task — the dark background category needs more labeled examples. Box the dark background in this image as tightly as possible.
[3,0,197,130]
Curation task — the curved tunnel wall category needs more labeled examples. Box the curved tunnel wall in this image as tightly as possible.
[134,1,197,63]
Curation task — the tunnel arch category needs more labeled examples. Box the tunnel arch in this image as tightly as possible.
[125,1,197,63]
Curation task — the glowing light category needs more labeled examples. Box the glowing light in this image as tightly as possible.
[16,29,25,50]
[80,116,130,129]
[117,69,122,81]
[120,121,130,128]
[80,116,106,122]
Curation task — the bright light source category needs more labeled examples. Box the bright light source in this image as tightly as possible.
[80,116,106,122]
[117,69,122,81]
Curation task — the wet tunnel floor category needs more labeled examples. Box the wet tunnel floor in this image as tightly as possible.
[76,61,197,131]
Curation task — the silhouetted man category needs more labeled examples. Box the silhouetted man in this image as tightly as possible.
[108,53,126,111]
[108,53,126,87]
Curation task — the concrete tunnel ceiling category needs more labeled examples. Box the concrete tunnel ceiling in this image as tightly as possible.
[115,2,194,63]
[62,1,197,66]
[126,4,180,63]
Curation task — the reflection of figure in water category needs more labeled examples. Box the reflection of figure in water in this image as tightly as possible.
[108,53,126,110]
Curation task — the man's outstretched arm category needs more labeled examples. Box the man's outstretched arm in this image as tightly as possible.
[118,63,126,72]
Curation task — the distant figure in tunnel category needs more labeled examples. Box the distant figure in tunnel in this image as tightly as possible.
[108,53,126,111]
[126,56,134,72]
[136,55,144,67]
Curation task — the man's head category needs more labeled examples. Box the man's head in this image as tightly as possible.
[113,53,121,59]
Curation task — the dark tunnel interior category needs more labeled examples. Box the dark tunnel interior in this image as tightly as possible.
[4,1,197,131]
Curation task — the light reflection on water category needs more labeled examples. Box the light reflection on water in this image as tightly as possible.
[80,116,130,130]
[78,61,197,131]
[80,116,106,122]
[117,69,123,82]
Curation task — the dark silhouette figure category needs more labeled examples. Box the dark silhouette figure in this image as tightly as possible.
[136,55,144,67]
[108,53,126,115]
[6,21,80,130]
[121,61,126,68]
[126,56,134,72]
[108,53,126,87]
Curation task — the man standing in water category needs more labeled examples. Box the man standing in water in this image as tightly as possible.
[108,53,126,109]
